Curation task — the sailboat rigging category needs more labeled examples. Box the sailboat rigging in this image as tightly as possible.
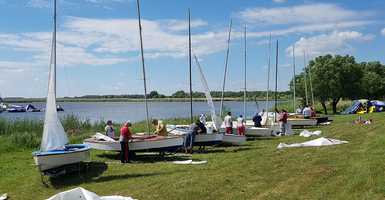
[219,19,232,118]
[136,0,150,134]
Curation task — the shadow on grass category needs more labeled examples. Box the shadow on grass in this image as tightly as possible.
[96,151,192,164]
[49,161,108,188]
[193,146,253,154]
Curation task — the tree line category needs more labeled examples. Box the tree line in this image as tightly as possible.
[290,54,385,114]
[80,90,292,100]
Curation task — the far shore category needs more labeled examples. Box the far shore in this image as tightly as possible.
[2,97,287,103]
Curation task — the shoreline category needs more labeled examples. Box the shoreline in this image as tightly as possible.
[2,97,288,103]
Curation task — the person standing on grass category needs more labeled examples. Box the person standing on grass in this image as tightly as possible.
[224,112,233,134]
[276,109,288,136]
[105,120,115,138]
[252,112,262,127]
[236,115,246,135]
[120,121,133,163]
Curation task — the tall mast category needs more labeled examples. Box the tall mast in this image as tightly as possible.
[219,19,232,118]
[136,0,150,134]
[188,9,193,124]
[53,0,57,95]
[243,25,247,118]
[265,33,272,113]
[292,45,296,113]
[274,40,278,114]
[303,51,309,105]
[307,51,315,107]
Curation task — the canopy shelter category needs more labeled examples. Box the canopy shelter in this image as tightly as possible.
[342,99,385,114]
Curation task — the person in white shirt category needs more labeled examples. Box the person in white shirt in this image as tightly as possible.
[223,112,233,134]
[236,115,246,135]
[302,105,312,119]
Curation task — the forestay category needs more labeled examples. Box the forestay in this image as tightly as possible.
[40,32,69,152]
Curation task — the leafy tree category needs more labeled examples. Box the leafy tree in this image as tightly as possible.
[171,90,188,98]
[291,54,363,114]
[148,91,160,99]
[359,62,385,100]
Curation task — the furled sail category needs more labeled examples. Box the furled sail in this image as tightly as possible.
[194,55,222,131]
[40,31,68,151]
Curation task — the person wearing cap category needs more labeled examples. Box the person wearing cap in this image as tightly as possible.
[105,120,115,138]
[120,121,133,163]
[152,119,167,136]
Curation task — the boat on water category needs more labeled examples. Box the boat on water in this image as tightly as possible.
[84,133,183,152]
[6,105,26,113]
[26,104,41,112]
[32,0,90,174]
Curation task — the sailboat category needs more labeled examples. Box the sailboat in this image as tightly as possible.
[84,0,183,153]
[167,9,223,147]
[287,49,318,127]
[220,25,246,145]
[32,0,90,173]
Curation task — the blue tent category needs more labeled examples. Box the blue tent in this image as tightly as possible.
[342,100,363,114]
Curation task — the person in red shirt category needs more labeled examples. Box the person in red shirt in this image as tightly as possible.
[120,121,133,163]
[276,109,288,136]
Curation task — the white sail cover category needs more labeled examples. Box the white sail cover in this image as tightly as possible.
[40,32,69,151]
[47,187,136,200]
[194,55,222,130]
[277,137,348,149]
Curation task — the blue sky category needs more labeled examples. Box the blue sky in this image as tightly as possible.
[0,0,385,98]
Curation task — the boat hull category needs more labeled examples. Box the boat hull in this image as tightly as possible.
[222,134,246,146]
[194,133,223,146]
[32,144,90,172]
[288,118,317,126]
[84,136,184,152]
[245,127,273,137]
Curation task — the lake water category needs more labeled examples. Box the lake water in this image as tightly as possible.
[0,101,275,123]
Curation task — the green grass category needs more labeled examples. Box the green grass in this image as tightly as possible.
[1,113,385,199]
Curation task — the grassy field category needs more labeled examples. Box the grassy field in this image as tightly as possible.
[1,113,385,199]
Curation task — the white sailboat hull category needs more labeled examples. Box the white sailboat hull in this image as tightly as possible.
[194,133,223,146]
[245,127,273,137]
[288,118,317,126]
[84,136,184,152]
[33,145,90,172]
[222,134,246,146]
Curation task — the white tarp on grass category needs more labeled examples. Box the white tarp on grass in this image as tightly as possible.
[277,137,348,149]
[172,160,208,165]
[47,187,136,200]
[299,130,322,137]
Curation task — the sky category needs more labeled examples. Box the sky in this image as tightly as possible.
[0,0,385,98]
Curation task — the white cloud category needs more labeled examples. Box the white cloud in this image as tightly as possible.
[0,16,229,74]
[238,3,365,25]
[247,20,374,38]
[381,28,385,36]
[161,19,208,32]
[286,31,373,57]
